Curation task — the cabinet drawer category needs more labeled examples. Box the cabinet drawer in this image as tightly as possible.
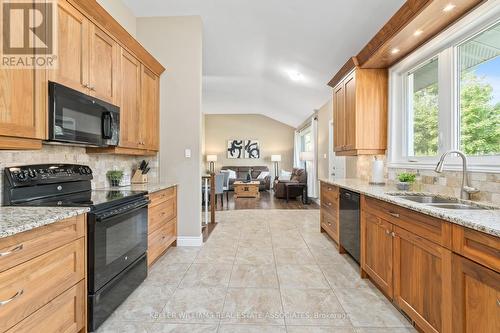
[363,197,452,248]
[321,210,338,243]
[5,280,85,333]
[452,225,500,273]
[149,187,176,208]
[0,238,85,332]
[320,183,338,208]
[148,196,176,234]
[0,214,85,273]
[148,218,176,266]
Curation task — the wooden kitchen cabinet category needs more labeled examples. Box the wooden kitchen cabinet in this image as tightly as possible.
[452,254,500,333]
[140,64,160,151]
[119,48,142,149]
[148,187,177,267]
[89,25,120,104]
[393,226,452,333]
[331,66,388,156]
[360,210,393,298]
[50,0,90,94]
[319,182,339,244]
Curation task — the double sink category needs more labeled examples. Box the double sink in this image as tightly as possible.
[389,194,494,210]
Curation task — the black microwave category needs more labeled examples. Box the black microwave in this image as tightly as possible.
[48,82,120,147]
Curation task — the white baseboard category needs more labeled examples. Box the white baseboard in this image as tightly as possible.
[176,235,203,247]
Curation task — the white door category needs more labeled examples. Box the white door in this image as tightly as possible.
[329,120,346,178]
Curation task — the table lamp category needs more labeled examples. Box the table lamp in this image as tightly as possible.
[206,154,217,173]
[271,155,281,178]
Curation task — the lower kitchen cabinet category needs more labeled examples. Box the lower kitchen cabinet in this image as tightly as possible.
[319,181,339,244]
[451,254,500,333]
[147,187,177,267]
[360,210,393,298]
[393,226,452,333]
[0,214,86,333]
[360,194,499,333]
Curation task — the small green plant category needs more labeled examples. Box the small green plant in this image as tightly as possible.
[106,170,124,186]
[398,172,416,183]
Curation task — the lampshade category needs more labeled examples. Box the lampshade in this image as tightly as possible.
[206,154,217,162]
[299,151,314,161]
[271,155,282,162]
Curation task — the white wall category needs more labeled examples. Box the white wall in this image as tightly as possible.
[136,17,203,243]
[97,0,137,37]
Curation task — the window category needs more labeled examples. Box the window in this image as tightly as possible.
[407,57,439,156]
[389,4,500,172]
[458,23,500,156]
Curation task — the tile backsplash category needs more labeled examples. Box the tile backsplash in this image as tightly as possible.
[0,144,158,203]
[347,155,499,204]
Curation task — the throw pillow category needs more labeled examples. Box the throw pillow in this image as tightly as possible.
[278,170,292,181]
[256,171,270,179]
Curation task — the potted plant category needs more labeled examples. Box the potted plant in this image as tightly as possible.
[106,170,124,187]
[397,172,416,191]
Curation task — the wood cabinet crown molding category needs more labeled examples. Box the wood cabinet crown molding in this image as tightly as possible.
[328,0,484,85]
[68,0,165,76]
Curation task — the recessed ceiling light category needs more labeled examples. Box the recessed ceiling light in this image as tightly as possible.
[288,70,303,82]
[414,29,423,36]
[391,48,400,54]
[443,3,456,12]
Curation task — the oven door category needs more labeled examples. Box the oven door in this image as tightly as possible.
[88,201,148,293]
[48,81,119,147]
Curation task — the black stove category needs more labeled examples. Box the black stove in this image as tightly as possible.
[2,164,149,332]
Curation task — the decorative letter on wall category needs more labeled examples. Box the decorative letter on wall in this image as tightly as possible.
[227,140,244,159]
[244,140,260,159]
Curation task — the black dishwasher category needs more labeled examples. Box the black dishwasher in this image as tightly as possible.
[339,189,360,263]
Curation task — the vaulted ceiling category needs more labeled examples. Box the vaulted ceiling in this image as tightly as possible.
[124,0,405,127]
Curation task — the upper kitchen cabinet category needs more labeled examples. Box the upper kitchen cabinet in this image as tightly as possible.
[119,49,141,149]
[49,0,90,94]
[89,25,120,105]
[0,1,45,150]
[329,58,388,156]
[141,65,160,151]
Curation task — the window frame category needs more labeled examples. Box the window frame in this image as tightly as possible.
[388,1,500,173]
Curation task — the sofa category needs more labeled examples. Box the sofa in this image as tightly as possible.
[220,166,271,191]
[273,168,307,199]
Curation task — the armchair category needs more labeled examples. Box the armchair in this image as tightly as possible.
[273,168,307,199]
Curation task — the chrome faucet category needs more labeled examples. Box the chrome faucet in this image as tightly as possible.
[434,150,479,200]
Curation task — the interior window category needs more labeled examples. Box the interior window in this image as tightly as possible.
[458,22,500,156]
[407,57,439,156]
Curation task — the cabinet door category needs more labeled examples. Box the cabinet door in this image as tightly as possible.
[452,254,500,333]
[89,25,119,104]
[360,210,393,298]
[119,48,141,148]
[333,83,345,152]
[344,72,356,151]
[0,3,44,143]
[393,226,452,333]
[140,64,160,150]
[50,0,89,94]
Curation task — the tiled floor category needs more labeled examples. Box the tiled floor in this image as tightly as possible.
[97,209,416,333]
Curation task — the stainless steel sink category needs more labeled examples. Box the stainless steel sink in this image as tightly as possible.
[387,193,492,210]
[427,203,485,210]
[392,195,458,204]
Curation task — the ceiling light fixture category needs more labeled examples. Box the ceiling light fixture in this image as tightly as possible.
[288,70,303,82]
[391,48,400,54]
[443,3,456,12]
[414,29,423,36]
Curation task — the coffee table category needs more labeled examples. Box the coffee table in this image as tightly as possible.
[233,181,260,198]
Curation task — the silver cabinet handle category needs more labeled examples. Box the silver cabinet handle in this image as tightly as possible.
[497,299,500,307]
[385,230,390,235]
[327,202,332,206]
[0,244,23,257]
[388,211,400,218]
[0,290,24,307]
[391,231,396,238]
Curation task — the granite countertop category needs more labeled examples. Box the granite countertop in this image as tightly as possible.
[109,182,177,194]
[0,207,90,239]
[320,178,500,237]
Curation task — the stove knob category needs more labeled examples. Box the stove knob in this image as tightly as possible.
[85,167,92,174]
[17,172,27,181]
[28,169,37,178]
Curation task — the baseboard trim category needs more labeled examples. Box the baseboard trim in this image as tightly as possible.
[176,235,203,247]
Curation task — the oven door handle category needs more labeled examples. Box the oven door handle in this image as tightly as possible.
[95,200,149,221]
